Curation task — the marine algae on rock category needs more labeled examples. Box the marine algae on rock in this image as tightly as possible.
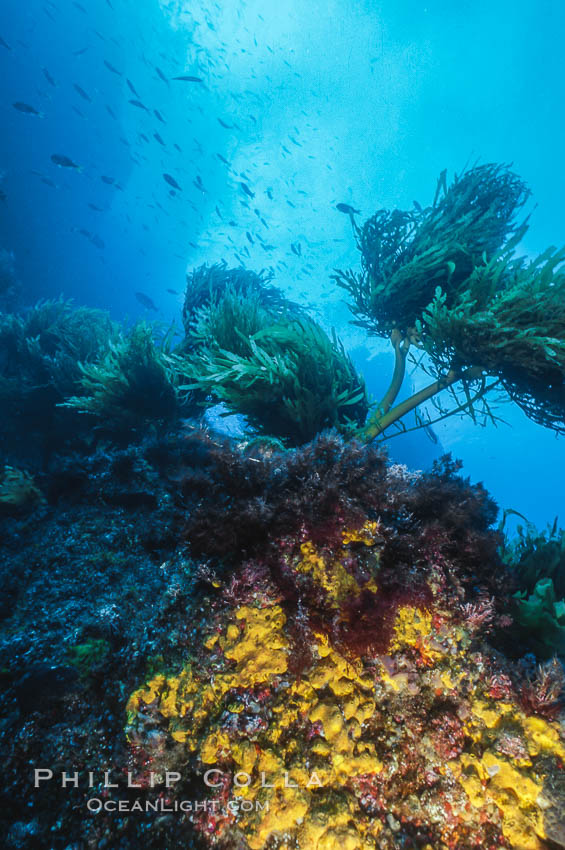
[0,465,44,512]
[126,505,565,850]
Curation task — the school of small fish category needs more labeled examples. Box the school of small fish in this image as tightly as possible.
[1,0,364,314]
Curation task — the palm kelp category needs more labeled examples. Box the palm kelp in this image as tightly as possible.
[0,298,116,410]
[336,164,529,337]
[182,262,294,342]
[182,264,368,444]
[421,253,565,431]
[0,298,117,456]
[63,322,196,437]
[334,164,565,438]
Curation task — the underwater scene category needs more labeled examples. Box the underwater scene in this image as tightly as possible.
[1,0,565,847]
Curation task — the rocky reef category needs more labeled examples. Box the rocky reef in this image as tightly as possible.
[0,425,563,849]
[123,440,565,850]
[1,163,565,848]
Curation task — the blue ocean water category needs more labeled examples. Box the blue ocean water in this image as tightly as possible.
[1,0,564,527]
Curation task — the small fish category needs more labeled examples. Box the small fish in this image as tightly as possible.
[173,143,181,152]
[193,175,205,192]
[73,46,89,56]
[218,118,232,129]
[154,108,166,124]
[172,75,203,82]
[291,242,302,256]
[72,1,87,12]
[155,66,169,84]
[163,173,181,191]
[166,288,179,295]
[101,175,115,184]
[217,153,229,165]
[135,291,158,311]
[266,188,274,200]
[413,200,423,212]
[106,104,117,119]
[104,59,121,75]
[73,83,91,102]
[246,231,254,244]
[41,177,57,187]
[43,67,56,86]
[129,98,148,111]
[127,78,139,97]
[51,153,80,169]
[88,203,104,211]
[12,102,42,116]
[91,234,105,250]
[0,35,11,50]
[240,181,254,198]
[423,423,439,445]
[336,202,360,215]
[0,189,7,201]
[153,132,165,146]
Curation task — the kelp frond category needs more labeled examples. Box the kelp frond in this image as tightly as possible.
[421,247,565,433]
[181,277,368,445]
[333,163,529,337]
[186,282,282,357]
[0,298,117,429]
[63,323,193,433]
[182,262,297,349]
